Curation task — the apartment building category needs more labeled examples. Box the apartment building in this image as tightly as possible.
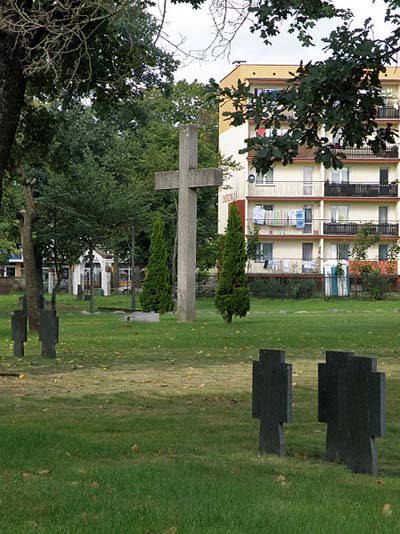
[218,64,400,279]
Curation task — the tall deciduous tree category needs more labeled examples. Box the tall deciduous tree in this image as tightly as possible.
[173,1,400,171]
[140,215,174,314]
[0,0,177,207]
[215,204,249,324]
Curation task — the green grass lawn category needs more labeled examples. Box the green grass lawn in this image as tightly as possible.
[0,294,400,533]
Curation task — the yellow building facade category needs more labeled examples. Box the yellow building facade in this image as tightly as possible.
[218,64,400,277]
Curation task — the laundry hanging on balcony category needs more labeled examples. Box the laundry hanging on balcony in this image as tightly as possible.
[253,208,301,227]
[265,209,288,226]
[295,210,305,229]
[253,206,267,225]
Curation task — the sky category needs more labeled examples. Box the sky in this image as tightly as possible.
[152,0,397,83]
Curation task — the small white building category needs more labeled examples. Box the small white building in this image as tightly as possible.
[46,250,113,296]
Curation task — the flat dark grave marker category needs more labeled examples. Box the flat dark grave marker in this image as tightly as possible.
[11,310,27,357]
[252,349,292,456]
[39,310,59,359]
[318,351,385,476]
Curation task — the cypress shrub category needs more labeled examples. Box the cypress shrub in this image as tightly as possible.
[215,204,249,323]
[140,215,174,313]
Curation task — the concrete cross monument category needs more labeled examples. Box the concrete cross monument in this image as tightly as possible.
[155,124,223,322]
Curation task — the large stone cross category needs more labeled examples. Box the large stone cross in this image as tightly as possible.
[155,124,223,322]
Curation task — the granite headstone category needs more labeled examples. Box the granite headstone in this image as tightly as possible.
[318,350,385,475]
[39,310,59,359]
[252,349,292,456]
[11,310,27,357]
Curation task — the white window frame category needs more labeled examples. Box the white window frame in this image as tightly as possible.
[331,206,349,223]
[331,168,350,184]
[255,169,274,185]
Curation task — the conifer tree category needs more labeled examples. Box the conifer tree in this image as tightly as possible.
[140,215,174,314]
[215,204,249,323]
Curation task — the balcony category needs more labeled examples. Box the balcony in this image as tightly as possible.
[248,218,399,237]
[332,145,399,159]
[323,222,399,236]
[248,180,323,197]
[377,106,400,120]
[247,258,398,276]
[248,258,320,275]
[324,182,398,197]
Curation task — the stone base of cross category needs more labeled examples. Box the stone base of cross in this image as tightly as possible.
[155,124,223,322]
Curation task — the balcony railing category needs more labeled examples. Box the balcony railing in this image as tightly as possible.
[247,258,398,275]
[332,146,399,159]
[248,258,320,275]
[248,218,399,237]
[323,222,399,236]
[377,106,400,119]
[247,181,323,197]
[324,182,398,197]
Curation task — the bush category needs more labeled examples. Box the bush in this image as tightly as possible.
[140,215,174,314]
[286,278,318,298]
[249,277,318,299]
[215,204,249,323]
[362,271,390,300]
[250,277,286,298]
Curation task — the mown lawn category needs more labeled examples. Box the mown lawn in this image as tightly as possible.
[0,293,399,533]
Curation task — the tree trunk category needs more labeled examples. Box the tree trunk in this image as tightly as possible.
[131,225,136,310]
[89,246,95,314]
[113,248,120,293]
[51,262,63,311]
[20,182,40,331]
[0,32,28,209]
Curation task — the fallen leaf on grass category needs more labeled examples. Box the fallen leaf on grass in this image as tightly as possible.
[19,374,25,379]
[382,503,392,516]
[377,480,385,485]
[22,472,33,478]
[163,528,177,534]
[37,469,50,476]
[276,475,289,487]
[131,444,140,453]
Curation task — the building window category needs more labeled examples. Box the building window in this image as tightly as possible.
[379,245,388,261]
[330,243,349,260]
[331,168,350,183]
[256,243,273,262]
[331,206,349,223]
[254,88,280,98]
[303,166,313,195]
[256,169,273,185]
[379,206,388,224]
[5,266,16,277]
[379,168,389,185]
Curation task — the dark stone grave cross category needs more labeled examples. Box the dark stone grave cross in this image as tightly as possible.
[39,310,59,359]
[155,124,223,322]
[11,310,27,357]
[318,351,385,476]
[252,349,292,456]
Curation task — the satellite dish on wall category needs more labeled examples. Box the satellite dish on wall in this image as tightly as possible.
[247,174,256,183]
